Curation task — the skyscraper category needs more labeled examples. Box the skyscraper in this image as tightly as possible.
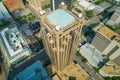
[40,7,83,71]
[51,0,72,11]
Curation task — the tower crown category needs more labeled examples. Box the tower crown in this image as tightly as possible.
[46,9,75,31]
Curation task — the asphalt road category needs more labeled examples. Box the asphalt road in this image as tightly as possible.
[8,49,50,80]
[74,56,104,80]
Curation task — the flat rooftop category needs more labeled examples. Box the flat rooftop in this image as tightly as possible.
[78,0,96,10]
[80,43,105,68]
[0,24,25,57]
[16,60,49,80]
[47,9,75,28]
[59,63,91,80]
[98,26,120,42]
[100,60,120,76]
[0,2,11,20]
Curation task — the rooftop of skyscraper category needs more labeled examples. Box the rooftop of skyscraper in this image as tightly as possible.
[46,9,75,29]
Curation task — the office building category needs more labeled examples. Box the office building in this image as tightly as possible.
[3,0,25,13]
[106,9,120,27]
[28,0,50,11]
[0,2,11,21]
[52,63,92,80]
[40,5,84,72]
[80,43,106,68]
[99,60,120,77]
[0,24,32,68]
[91,26,120,60]
[14,60,50,80]
[51,0,72,11]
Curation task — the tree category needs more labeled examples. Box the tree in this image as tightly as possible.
[37,38,44,49]
[86,10,94,18]
[95,0,105,5]
[28,15,36,21]
[76,51,81,57]
[104,77,120,80]
[94,68,100,74]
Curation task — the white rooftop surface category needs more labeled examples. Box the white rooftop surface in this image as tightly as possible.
[0,2,11,20]
[88,4,96,10]
[47,9,75,28]
[16,60,48,80]
[78,0,96,10]
[79,0,91,8]
[1,24,25,57]
[80,43,104,68]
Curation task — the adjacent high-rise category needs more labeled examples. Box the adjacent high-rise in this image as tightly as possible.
[40,7,83,71]
[51,0,72,11]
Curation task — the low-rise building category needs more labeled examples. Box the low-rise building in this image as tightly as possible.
[115,0,120,3]
[80,43,106,68]
[55,63,92,80]
[23,26,40,52]
[77,0,96,11]
[91,26,120,60]
[106,9,120,27]
[14,60,50,80]
[0,24,32,68]
[29,21,41,33]
[0,2,11,21]
[3,0,25,13]
[99,60,120,77]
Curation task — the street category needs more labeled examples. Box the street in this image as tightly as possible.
[74,56,104,80]
[8,49,50,80]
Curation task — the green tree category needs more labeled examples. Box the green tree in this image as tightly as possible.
[104,77,120,80]
[28,15,36,21]
[37,38,44,49]
[94,68,100,74]
[76,51,81,57]
[95,0,105,5]
[86,10,94,18]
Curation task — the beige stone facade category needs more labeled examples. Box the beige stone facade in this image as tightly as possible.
[40,7,84,71]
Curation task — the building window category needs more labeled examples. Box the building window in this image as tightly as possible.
[59,34,62,37]
[49,37,51,41]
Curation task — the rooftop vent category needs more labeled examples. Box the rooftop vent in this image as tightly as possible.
[13,40,16,43]
[35,69,42,75]
[16,46,19,49]
[11,35,13,37]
